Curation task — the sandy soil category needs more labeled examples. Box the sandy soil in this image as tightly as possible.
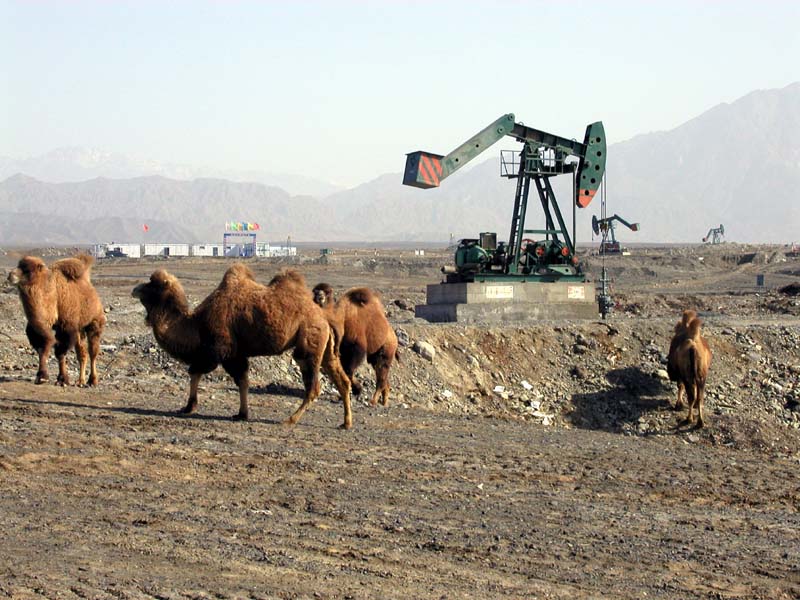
[0,244,798,599]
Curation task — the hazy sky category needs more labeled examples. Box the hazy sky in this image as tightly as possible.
[2,0,798,187]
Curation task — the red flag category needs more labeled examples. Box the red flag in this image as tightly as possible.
[142,224,150,232]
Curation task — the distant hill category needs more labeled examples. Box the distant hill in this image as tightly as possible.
[0,147,343,198]
[0,82,797,245]
[0,174,340,244]
[608,81,800,244]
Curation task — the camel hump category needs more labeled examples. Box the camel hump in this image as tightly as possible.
[52,256,91,281]
[344,287,377,306]
[270,269,306,288]
[681,309,697,327]
[222,263,256,285]
[686,316,703,340]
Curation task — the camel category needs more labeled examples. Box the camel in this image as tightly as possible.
[132,265,354,428]
[667,310,712,428]
[312,283,399,407]
[7,254,106,386]
[666,309,697,410]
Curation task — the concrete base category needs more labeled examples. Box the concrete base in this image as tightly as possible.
[415,280,598,323]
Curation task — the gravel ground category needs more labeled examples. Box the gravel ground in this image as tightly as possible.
[0,245,798,599]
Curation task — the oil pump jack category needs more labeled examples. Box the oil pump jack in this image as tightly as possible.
[702,224,725,244]
[592,214,640,255]
[404,113,606,283]
[404,113,606,322]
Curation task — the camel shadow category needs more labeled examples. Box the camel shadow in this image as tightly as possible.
[2,396,285,424]
[568,366,673,434]
[250,382,305,398]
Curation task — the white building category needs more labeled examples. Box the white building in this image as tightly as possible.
[191,243,224,257]
[256,242,297,257]
[92,243,142,258]
[143,243,190,257]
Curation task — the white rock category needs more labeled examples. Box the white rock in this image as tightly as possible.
[412,341,436,361]
[656,369,669,380]
[520,380,534,391]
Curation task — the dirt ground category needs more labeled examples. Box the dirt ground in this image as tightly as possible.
[1,244,799,599]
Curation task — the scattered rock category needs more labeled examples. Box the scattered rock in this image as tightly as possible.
[412,341,435,362]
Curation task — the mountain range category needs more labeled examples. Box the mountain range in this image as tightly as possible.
[0,148,342,198]
[1,82,797,245]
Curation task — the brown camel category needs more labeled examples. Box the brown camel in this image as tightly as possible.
[132,265,353,428]
[7,254,106,386]
[312,283,399,407]
[666,309,697,410]
[667,311,712,428]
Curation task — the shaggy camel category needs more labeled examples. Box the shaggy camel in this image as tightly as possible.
[666,309,697,409]
[667,311,712,428]
[132,265,354,428]
[312,283,399,407]
[7,254,106,386]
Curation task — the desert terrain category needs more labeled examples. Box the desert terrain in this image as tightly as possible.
[0,244,798,599]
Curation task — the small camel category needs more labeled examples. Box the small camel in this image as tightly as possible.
[312,283,399,407]
[7,254,106,386]
[132,265,354,428]
[667,311,712,428]
[666,309,697,410]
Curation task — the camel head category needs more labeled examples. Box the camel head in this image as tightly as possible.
[132,270,189,317]
[7,256,47,288]
[312,283,334,308]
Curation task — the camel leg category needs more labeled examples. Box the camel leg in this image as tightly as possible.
[680,382,696,427]
[86,323,102,386]
[695,382,706,429]
[322,348,353,429]
[75,332,89,386]
[26,323,54,384]
[321,340,352,429]
[222,357,250,420]
[367,350,391,407]
[375,360,392,407]
[341,344,366,396]
[180,372,203,414]
[54,329,77,386]
[674,382,686,410]
[283,356,321,427]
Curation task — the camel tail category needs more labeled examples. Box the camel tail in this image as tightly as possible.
[394,347,401,364]
[688,345,704,385]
